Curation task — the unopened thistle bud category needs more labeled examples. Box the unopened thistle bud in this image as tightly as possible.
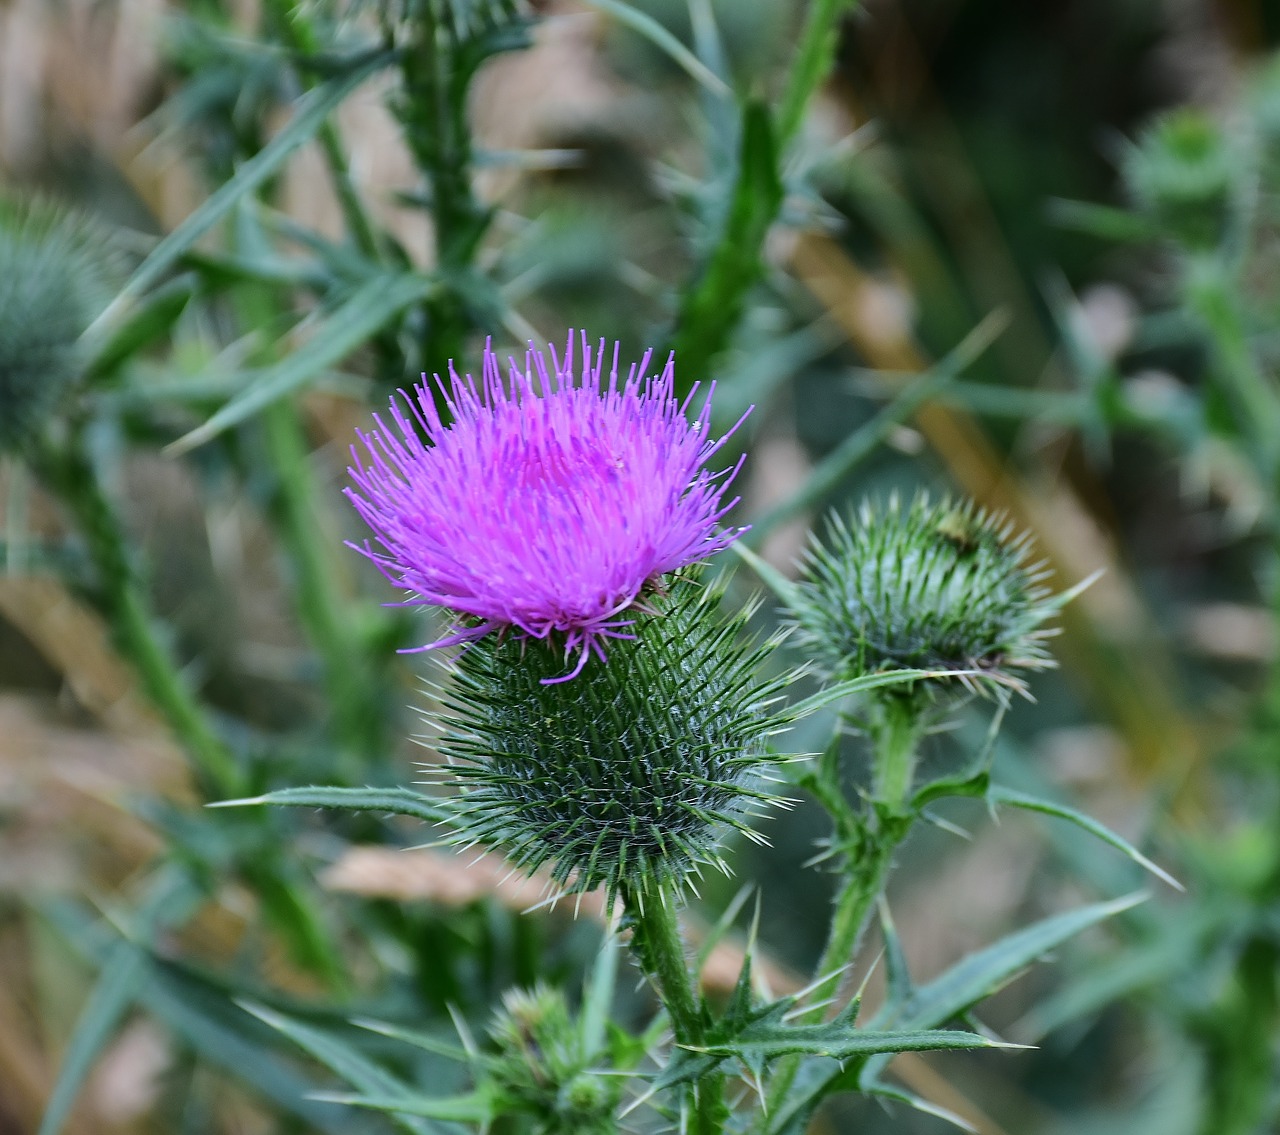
[788,496,1059,701]
[1123,108,1237,251]
[0,197,118,452]
[432,577,789,896]
[487,985,620,1135]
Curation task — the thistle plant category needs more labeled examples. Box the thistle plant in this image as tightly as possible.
[216,335,1181,1135]
[23,0,1203,1130]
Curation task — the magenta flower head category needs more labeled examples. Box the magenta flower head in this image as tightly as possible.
[346,332,750,682]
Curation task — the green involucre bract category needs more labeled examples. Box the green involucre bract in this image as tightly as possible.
[0,197,119,452]
[429,576,789,896]
[789,496,1058,698]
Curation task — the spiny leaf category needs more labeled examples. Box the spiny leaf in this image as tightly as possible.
[241,1003,447,1135]
[987,784,1183,891]
[684,1025,1016,1062]
[208,785,450,825]
[869,892,1147,1032]
[168,271,434,452]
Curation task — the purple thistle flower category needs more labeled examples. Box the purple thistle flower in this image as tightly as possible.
[346,332,750,682]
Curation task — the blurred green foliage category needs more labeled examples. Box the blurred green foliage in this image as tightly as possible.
[2,0,1280,1132]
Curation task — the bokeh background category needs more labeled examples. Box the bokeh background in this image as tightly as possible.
[2,0,1280,1132]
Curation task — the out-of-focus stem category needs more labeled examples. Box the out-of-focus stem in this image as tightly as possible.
[777,0,860,146]
[267,0,382,259]
[398,0,492,370]
[261,402,389,770]
[30,434,242,796]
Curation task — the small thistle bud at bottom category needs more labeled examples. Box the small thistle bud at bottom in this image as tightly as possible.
[487,985,621,1135]
[0,198,120,452]
[432,575,788,897]
[1123,108,1237,250]
[789,495,1058,701]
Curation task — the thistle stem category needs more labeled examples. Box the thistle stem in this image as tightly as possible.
[621,878,702,1045]
[398,0,492,370]
[871,694,923,809]
[29,434,242,796]
[763,696,921,1122]
[620,878,725,1134]
[807,696,920,1018]
[261,401,390,772]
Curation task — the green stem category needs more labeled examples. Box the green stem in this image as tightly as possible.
[30,434,242,796]
[777,0,860,147]
[870,694,923,808]
[260,402,390,771]
[621,878,725,1134]
[267,0,382,260]
[762,694,921,1124]
[398,0,493,369]
[808,697,920,1015]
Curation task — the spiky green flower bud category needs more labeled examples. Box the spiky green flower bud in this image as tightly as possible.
[0,197,118,453]
[487,985,620,1135]
[788,496,1058,701]
[1123,108,1238,250]
[431,576,788,897]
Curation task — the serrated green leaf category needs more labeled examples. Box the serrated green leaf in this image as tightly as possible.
[785,669,983,720]
[351,1018,477,1066]
[688,1025,1007,1063]
[312,1091,493,1123]
[208,785,451,825]
[1014,903,1221,1041]
[870,892,1146,1033]
[241,1003,447,1135]
[860,1077,979,1133]
[988,785,1183,891]
[168,271,434,452]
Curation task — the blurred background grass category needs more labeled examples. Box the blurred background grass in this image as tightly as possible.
[2,0,1279,1132]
